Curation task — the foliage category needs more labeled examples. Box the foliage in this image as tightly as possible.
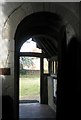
[20,57,34,68]
[20,57,35,74]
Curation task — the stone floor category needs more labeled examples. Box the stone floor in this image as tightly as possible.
[19,103,56,119]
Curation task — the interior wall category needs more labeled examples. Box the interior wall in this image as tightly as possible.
[48,76,56,112]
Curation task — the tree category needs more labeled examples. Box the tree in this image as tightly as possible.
[20,57,34,70]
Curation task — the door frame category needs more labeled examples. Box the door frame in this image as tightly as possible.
[14,12,64,120]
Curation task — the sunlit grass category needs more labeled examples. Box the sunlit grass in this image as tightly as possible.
[19,74,40,101]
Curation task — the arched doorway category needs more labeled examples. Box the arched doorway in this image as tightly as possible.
[19,38,42,103]
[14,11,64,119]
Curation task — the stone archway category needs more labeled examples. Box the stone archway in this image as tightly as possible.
[1,2,79,120]
[14,11,64,119]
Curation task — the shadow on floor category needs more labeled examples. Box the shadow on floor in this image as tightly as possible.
[19,100,39,104]
[19,103,56,119]
[20,118,56,120]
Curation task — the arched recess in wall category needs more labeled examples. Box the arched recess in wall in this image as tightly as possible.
[14,11,65,119]
[2,2,79,40]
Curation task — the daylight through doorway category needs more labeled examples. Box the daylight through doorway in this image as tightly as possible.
[19,56,40,103]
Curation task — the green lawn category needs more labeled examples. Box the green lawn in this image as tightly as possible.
[19,74,40,100]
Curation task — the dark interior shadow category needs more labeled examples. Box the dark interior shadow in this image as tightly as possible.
[66,36,81,118]
[2,95,14,120]
[19,100,39,104]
